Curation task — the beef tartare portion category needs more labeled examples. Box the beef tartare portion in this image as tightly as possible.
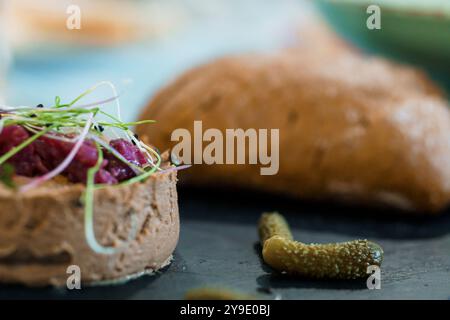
[0,124,148,185]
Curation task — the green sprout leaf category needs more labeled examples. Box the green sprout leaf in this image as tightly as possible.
[0,163,16,189]
[54,96,61,108]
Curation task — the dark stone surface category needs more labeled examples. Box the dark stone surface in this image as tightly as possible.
[1,186,449,300]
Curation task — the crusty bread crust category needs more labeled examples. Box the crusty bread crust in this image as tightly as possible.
[0,170,179,286]
[137,50,450,213]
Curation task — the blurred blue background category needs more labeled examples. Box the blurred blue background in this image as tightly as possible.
[5,0,450,121]
[6,0,307,122]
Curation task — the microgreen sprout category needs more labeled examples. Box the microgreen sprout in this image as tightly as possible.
[83,142,117,254]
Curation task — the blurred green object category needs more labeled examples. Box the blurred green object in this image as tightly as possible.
[315,0,450,71]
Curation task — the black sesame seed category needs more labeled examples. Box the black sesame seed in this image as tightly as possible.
[94,125,105,133]
[36,104,44,108]
[45,123,52,127]
[30,114,37,118]
[131,139,136,146]
[134,133,139,139]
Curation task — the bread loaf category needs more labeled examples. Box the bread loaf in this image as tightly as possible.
[137,50,450,213]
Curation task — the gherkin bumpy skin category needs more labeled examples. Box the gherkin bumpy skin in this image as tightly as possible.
[258,212,293,245]
[258,212,384,279]
[262,236,383,279]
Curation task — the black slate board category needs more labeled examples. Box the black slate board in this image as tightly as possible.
[1,186,450,300]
